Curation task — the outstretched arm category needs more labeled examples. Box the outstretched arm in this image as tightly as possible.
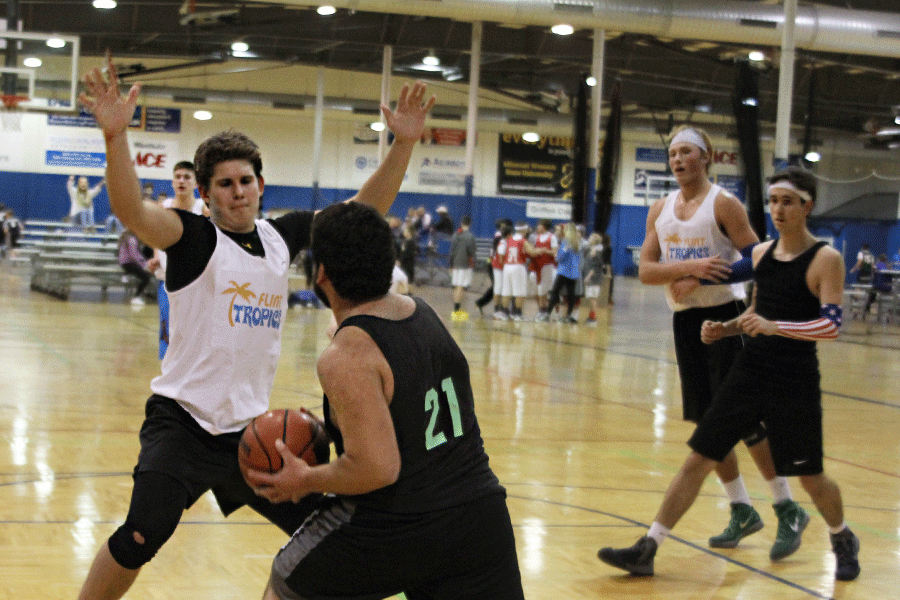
[348,81,436,215]
[79,56,182,250]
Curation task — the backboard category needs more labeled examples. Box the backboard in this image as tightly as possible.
[0,30,79,113]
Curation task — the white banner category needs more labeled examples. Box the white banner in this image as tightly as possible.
[526,201,571,220]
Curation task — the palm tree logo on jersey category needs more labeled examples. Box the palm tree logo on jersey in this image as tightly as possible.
[223,281,256,326]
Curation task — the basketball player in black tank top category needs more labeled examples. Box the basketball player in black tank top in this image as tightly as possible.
[599,167,860,582]
[247,202,524,600]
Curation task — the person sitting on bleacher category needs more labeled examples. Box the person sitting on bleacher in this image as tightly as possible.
[118,229,153,306]
[864,254,893,316]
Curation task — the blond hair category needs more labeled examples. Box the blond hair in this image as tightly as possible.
[668,124,713,175]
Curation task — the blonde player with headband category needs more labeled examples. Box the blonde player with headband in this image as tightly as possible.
[599,166,859,581]
[601,125,806,566]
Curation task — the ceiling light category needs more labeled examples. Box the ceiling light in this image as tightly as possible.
[46,38,65,49]
[748,50,765,62]
[695,103,713,113]
[444,70,464,82]
[894,116,900,125]
[193,110,212,121]
[231,41,249,53]
[93,0,116,8]
[551,24,574,36]
[23,57,42,68]
[585,76,597,87]
[317,5,337,16]
[742,97,758,106]
[370,121,386,132]
[522,132,540,143]
[804,151,821,162]
[422,51,440,67]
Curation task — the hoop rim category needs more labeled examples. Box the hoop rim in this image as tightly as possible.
[0,94,29,109]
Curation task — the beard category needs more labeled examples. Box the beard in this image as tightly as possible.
[313,281,331,308]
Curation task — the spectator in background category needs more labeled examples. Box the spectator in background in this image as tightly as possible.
[864,254,893,316]
[1,208,21,259]
[601,232,615,305]
[542,222,582,323]
[398,223,419,288]
[449,215,476,321]
[432,205,455,236]
[141,181,155,201]
[67,175,105,230]
[118,228,153,306]
[529,219,558,321]
[583,233,604,324]
[892,246,900,268]
[849,243,875,284]
[475,218,510,317]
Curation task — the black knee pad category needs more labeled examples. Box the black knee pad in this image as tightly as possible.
[742,423,768,447]
[108,521,164,570]
[107,471,188,570]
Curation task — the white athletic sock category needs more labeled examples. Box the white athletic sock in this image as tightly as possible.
[722,475,752,506]
[647,522,670,546]
[768,477,792,504]
[829,523,848,535]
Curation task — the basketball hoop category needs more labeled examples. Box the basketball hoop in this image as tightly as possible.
[0,94,27,132]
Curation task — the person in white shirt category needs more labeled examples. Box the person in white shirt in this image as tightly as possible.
[145,161,205,359]
[75,54,434,600]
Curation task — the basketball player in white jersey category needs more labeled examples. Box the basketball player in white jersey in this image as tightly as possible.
[146,161,205,358]
[76,55,434,600]
[614,125,805,561]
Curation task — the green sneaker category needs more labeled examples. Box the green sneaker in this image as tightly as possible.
[709,503,764,548]
[770,500,810,560]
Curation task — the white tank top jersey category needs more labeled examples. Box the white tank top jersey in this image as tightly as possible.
[655,183,746,311]
[154,197,207,280]
[151,219,290,434]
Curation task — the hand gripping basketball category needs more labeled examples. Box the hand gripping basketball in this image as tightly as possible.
[238,408,330,486]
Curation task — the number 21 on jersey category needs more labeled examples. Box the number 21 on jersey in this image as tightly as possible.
[424,376,463,450]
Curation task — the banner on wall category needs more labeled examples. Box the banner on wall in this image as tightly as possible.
[421,127,466,146]
[418,155,465,188]
[634,168,676,202]
[636,146,740,167]
[45,133,180,177]
[48,106,181,133]
[497,133,574,197]
[526,201,572,220]
[716,174,746,202]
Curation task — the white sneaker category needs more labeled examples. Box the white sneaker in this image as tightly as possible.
[130,296,146,306]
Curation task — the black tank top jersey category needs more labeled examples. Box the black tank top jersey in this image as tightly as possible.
[324,297,504,514]
[749,240,828,357]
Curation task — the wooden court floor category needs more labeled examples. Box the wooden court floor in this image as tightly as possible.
[0,264,897,600]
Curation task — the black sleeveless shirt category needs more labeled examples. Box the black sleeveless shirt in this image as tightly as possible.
[749,240,827,358]
[324,297,504,514]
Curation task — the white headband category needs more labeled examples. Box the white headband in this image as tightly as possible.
[669,129,708,153]
[768,180,812,203]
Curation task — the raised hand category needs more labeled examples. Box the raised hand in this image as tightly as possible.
[78,56,141,141]
[381,81,436,144]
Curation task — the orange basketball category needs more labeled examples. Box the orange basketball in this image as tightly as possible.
[238,408,330,484]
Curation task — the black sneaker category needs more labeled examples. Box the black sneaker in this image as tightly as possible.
[598,536,657,576]
[830,528,860,581]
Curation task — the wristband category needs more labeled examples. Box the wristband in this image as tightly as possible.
[775,304,841,341]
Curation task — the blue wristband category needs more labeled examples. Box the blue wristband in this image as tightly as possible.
[700,254,754,285]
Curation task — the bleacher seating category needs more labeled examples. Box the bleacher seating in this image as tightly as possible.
[19,220,142,300]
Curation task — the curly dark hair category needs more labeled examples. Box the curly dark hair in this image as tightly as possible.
[311,202,394,303]
[193,131,262,190]
[768,166,817,203]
